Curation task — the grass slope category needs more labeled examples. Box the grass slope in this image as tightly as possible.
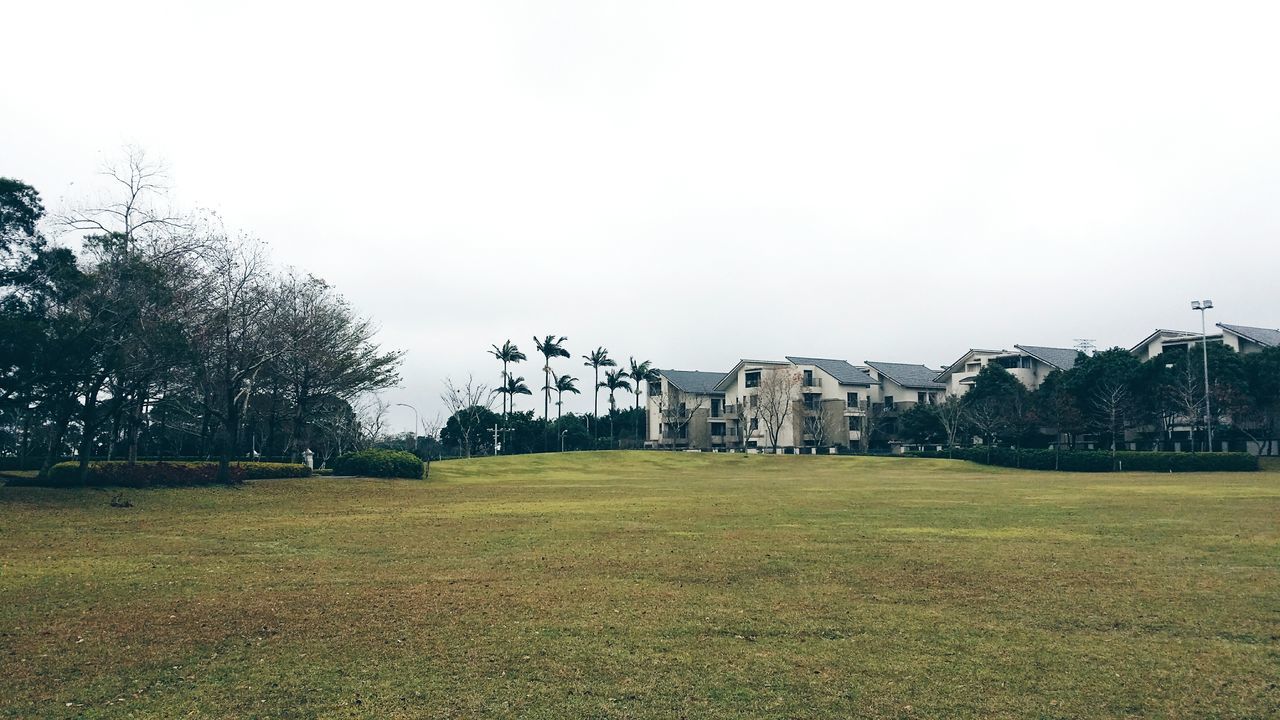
[1,452,1277,719]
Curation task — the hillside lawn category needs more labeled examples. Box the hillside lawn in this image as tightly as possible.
[1,452,1277,719]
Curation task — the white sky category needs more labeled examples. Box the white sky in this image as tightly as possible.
[4,1,1280,430]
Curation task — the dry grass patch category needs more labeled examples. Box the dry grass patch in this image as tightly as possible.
[1,451,1277,719]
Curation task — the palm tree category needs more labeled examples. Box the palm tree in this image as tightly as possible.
[534,335,570,424]
[498,375,532,412]
[489,340,526,419]
[599,369,632,443]
[582,347,616,435]
[628,357,660,441]
[549,373,581,422]
[495,375,532,453]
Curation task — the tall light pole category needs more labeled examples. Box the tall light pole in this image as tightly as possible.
[1191,300,1214,452]
[395,403,419,453]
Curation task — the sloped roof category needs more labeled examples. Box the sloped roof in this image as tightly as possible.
[1014,344,1080,371]
[659,369,728,395]
[935,349,1006,381]
[1218,323,1280,348]
[1129,328,1199,354]
[785,357,875,386]
[864,361,946,390]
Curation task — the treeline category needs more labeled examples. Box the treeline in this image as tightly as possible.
[894,344,1280,454]
[0,151,403,483]
[430,340,657,458]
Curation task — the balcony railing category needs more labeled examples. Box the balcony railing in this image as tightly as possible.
[802,376,822,387]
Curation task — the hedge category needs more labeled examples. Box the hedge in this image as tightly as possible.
[7,460,312,488]
[906,448,1258,472]
[332,449,425,479]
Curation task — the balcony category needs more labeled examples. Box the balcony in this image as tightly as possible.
[802,376,822,388]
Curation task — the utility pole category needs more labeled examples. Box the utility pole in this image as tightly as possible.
[490,423,512,455]
[1191,300,1215,452]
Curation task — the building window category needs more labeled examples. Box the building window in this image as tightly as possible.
[749,395,758,408]
[847,391,858,407]
[750,417,759,430]
[848,416,859,431]
[745,371,761,388]
[918,391,927,404]
[711,398,721,417]
[884,396,894,409]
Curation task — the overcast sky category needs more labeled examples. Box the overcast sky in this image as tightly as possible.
[5,1,1279,429]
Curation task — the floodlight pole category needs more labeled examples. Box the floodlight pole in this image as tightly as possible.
[1191,300,1214,452]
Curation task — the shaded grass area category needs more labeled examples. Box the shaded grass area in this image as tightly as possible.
[1,452,1277,719]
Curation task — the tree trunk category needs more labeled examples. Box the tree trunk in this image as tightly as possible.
[77,388,102,484]
[126,390,145,464]
[39,409,73,479]
[216,388,243,485]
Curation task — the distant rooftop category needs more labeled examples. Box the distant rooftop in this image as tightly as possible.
[785,357,875,386]
[1014,344,1080,371]
[1219,323,1280,348]
[659,369,728,395]
[864,361,946,390]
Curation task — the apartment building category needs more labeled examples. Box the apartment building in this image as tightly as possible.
[935,344,1080,396]
[648,356,880,450]
[645,369,728,448]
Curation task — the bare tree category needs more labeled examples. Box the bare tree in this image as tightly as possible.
[56,146,189,256]
[936,394,968,458]
[798,395,838,449]
[733,394,757,449]
[857,398,882,453]
[756,367,801,451]
[184,233,285,483]
[652,386,705,450]
[441,375,493,459]
[1092,381,1132,465]
[354,395,392,449]
[1166,359,1205,450]
[965,399,1006,463]
[271,272,403,459]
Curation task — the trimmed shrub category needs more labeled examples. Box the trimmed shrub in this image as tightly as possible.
[906,448,1258,472]
[237,462,312,480]
[332,449,425,479]
[10,460,311,488]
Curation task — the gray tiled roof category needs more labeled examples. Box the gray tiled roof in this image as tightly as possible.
[1014,345,1080,371]
[660,369,728,395]
[864,361,946,389]
[1219,323,1280,348]
[785,357,875,386]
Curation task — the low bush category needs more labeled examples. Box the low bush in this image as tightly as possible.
[9,460,311,488]
[906,448,1258,472]
[332,449,425,479]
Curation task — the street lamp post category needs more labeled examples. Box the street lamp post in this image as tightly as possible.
[1191,300,1214,452]
[395,403,419,453]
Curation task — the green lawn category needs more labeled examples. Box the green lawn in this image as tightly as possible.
[2,452,1277,719]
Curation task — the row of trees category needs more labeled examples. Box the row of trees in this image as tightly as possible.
[0,151,404,482]
[486,339,659,448]
[895,343,1280,457]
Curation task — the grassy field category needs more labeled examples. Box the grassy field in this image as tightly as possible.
[2,452,1277,719]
